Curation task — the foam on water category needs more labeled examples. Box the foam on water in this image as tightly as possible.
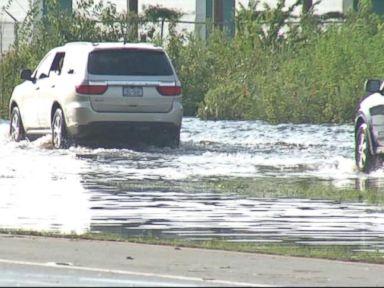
[0,118,371,184]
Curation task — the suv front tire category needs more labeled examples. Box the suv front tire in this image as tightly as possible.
[9,106,25,142]
[52,108,69,149]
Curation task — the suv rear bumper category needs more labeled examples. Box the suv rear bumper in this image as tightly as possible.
[65,100,182,139]
[67,121,181,147]
[67,121,180,139]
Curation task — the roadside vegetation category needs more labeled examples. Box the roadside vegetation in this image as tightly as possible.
[1,228,384,264]
[1,0,384,124]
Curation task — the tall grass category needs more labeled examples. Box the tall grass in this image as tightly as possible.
[169,0,384,124]
[1,0,384,124]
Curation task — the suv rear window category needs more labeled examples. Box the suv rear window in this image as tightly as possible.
[88,49,174,76]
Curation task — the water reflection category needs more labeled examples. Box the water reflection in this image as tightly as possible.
[354,168,384,191]
[85,181,384,250]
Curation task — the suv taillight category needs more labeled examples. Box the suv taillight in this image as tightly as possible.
[76,84,108,95]
[157,86,182,96]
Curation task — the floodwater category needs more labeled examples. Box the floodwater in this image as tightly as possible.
[1,117,384,251]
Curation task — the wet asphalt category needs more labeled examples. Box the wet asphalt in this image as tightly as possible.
[0,233,384,287]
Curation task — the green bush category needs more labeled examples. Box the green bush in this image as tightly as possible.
[167,34,214,116]
[2,0,384,125]
[256,8,384,123]
[198,81,252,120]
[190,0,384,124]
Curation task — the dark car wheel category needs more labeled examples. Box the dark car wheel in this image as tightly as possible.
[355,123,380,173]
[52,108,69,149]
[171,128,181,148]
[9,106,25,142]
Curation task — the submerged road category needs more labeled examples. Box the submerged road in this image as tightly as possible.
[0,234,384,287]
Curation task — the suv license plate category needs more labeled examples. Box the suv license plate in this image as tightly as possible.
[123,86,143,97]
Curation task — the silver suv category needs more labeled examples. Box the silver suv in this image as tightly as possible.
[9,42,183,148]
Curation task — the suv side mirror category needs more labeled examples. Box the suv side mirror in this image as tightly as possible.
[20,69,33,81]
[364,79,382,93]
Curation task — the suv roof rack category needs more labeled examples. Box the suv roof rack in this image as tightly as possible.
[64,42,93,46]
[63,42,159,49]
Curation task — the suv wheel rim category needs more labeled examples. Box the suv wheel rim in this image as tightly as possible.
[53,113,62,148]
[10,110,20,141]
[357,125,367,169]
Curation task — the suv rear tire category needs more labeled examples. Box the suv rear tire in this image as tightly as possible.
[158,127,180,148]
